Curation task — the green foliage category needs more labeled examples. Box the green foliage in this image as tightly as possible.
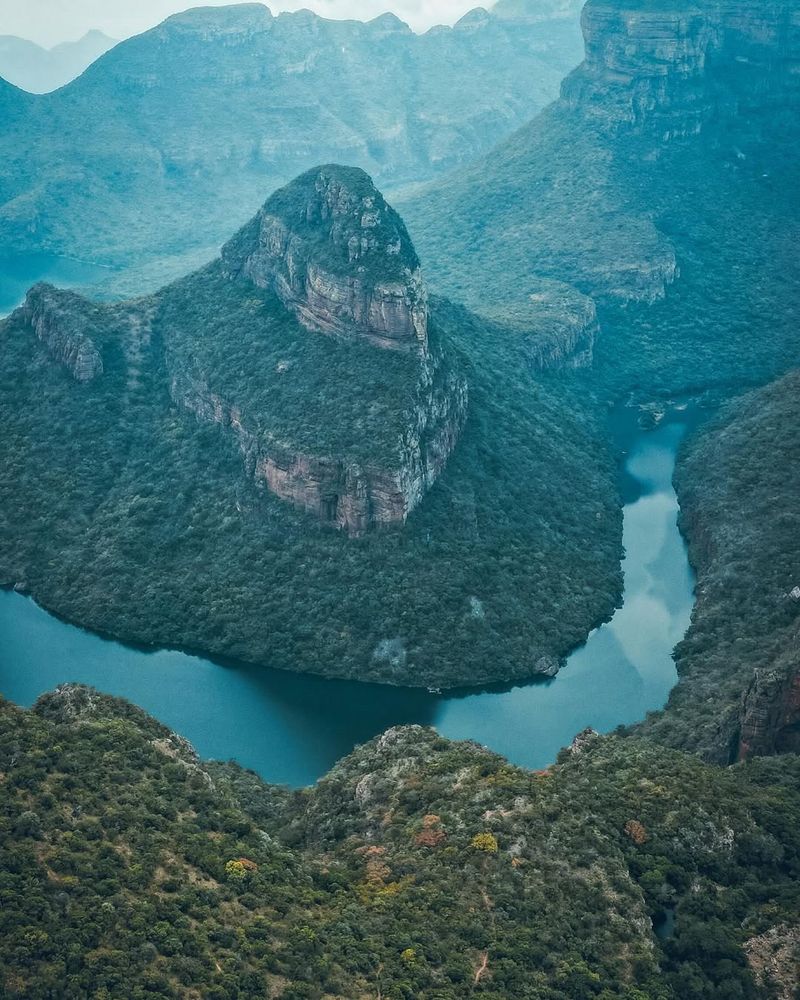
[0,2,584,280]
[401,59,800,398]
[0,272,621,688]
[638,371,800,759]
[2,687,798,999]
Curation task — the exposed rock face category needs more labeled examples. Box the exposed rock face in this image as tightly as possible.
[744,924,800,1000]
[222,165,428,352]
[171,166,467,535]
[737,652,800,759]
[170,346,467,536]
[563,1,800,137]
[17,283,103,382]
[474,280,598,368]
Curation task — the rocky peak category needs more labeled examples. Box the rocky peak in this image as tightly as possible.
[221,164,429,352]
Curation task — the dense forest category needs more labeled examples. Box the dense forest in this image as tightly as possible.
[0,269,622,688]
[2,684,798,999]
[637,370,800,761]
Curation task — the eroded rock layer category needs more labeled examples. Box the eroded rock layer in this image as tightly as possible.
[222,165,428,353]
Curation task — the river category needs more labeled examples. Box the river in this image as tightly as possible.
[0,256,696,785]
[0,422,695,786]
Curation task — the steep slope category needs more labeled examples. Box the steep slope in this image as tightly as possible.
[0,31,117,93]
[2,684,798,999]
[0,166,621,687]
[0,0,585,279]
[401,0,800,394]
[638,371,800,762]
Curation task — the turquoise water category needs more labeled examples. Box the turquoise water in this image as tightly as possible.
[0,252,110,316]
[0,410,695,786]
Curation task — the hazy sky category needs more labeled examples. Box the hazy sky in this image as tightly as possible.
[0,0,485,48]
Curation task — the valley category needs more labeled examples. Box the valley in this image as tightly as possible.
[1,0,799,997]
[0,403,696,785]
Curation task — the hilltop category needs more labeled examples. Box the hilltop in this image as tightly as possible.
[0,165,620,687]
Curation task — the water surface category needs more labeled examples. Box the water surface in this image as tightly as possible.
[0,252,110,316]
[0,410,695,785]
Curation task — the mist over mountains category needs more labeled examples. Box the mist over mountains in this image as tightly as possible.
[1,2,800,997]
[0,31,117,93]
[0,0,584,286]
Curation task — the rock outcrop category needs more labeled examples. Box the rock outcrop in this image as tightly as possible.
[17,283,103,382]
[169,344,467,537]
[563,0,800,137]
[221,165,428,352]
[170,165,467,535]
[737,651,800,759]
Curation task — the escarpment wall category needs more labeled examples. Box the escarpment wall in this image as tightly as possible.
[168,343,467,536]
[737,651,800,759]
[16,284,104,382]
[563,1,800,135]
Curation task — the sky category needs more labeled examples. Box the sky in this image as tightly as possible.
[0,0,486,48]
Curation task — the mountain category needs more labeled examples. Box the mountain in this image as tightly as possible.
[400,0,800,395]
[1,682,798,999]
[0,165,621,687]
[0,31,117,93]
[0,0,585,284]
[636,369,800,763]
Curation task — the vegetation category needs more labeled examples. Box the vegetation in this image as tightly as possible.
[637,370,800,759]
[401,44,800,398]
[0,260,622,688]
[0,0,584,289]
[1,685,798,999]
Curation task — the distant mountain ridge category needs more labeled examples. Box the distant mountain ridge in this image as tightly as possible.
[0,30,117,93]
[0,0,585,281]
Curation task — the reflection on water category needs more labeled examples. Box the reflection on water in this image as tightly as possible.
[434,418,695,767]
[0,408,697,785]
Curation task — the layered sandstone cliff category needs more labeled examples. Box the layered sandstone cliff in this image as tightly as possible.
[563,1,800,135]
[168,341,466,537]
[18,283,104,382]
[222,165,428,352]
[168,166,466,535]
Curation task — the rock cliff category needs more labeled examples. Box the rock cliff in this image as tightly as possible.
[737,650,800,759]
[562,0,800,136]
[222,165,428,352]
[169,341,467,536]
[168,166,467,535]
[17,283,104,382]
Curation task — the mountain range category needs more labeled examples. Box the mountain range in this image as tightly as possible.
[0,30,117,93]
[0,0,585,286]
